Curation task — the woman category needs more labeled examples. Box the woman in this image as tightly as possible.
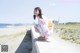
[33,7,50,41]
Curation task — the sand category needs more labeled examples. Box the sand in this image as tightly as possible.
[0,25,32,53]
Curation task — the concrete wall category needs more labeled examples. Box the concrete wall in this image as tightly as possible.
[31,26,54,53]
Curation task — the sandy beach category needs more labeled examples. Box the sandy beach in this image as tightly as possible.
[0,25,32,53]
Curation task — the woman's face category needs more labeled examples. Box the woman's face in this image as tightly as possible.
[34,9,39,16]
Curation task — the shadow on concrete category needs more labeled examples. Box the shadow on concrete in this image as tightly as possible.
[15,30,32,53]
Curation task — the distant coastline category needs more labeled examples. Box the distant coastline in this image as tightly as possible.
[0,23,32,28]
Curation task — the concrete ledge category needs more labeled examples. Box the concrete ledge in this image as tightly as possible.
[31,26,54,53]
[31,26,40,53]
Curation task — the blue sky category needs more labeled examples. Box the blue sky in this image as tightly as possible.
[0,0,80,24]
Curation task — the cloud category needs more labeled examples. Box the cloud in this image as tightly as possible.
[49,3,56,7]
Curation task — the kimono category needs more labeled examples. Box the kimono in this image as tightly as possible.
[33,15,50,37]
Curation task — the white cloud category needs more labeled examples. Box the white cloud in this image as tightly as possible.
[49,3,56,6]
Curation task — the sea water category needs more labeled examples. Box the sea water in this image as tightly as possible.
[0,24,24,28]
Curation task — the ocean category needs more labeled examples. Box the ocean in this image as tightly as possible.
[0,24,25,28]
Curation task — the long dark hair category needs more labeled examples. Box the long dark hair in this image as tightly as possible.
[33,7,42,20]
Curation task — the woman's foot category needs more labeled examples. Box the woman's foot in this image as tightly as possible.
[38,36,44,40]
[44,36,48,40]
[38,36,48,41]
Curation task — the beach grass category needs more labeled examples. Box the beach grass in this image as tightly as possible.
[55,24,80,44]
[55,24,80,30]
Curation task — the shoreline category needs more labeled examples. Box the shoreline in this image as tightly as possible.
[0,25,31,35]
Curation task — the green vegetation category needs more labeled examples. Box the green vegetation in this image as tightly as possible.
[55,23,80,44]
[55,24,80,30]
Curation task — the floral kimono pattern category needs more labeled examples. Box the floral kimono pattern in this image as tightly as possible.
[34,15,50,37]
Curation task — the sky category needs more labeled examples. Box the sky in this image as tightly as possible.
[0,0,80,24]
